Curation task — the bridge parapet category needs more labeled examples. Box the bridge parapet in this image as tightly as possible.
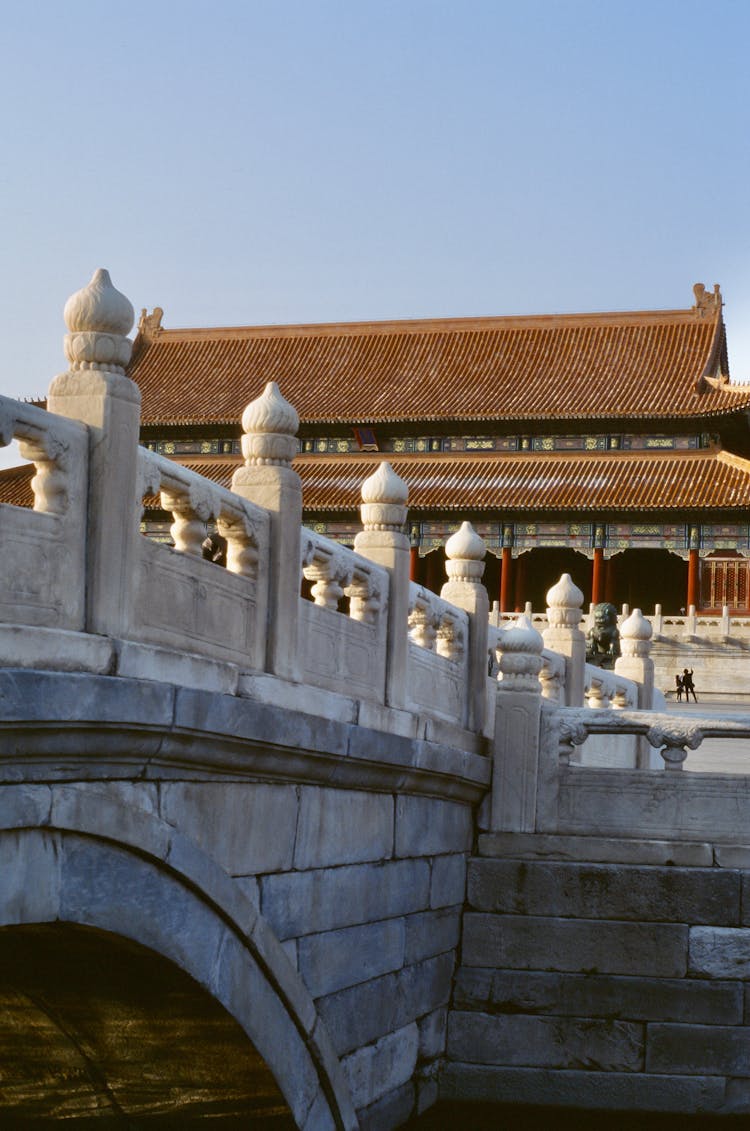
[0,269,500,750]
[0,397,88,631]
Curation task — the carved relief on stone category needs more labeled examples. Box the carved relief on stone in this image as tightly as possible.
[302,539,354,611]
[408,591,439,651]
[241,382,299,467]
[63,268,135,373]
[496,613,544,692]
[444,521,486,584]
[17,431,69,516]
[546,572,584,628]
[360,462,409,532]
[619,608,653,658]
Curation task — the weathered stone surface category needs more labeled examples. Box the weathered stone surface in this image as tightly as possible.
[0,669,174,728]
[116,640,240,694]
[557,766,750,844]
[300,1088,338,1131]
[404,907,461,964]
[690,927,750,978]
[294,788,393,869]
[454,967,743,1025]
[430,853,466,908]
[161,782,299,874]
[240,671,358,725]
[342,1022,419,1110]
[715,845,750,870]
[395,796,472,857]
[0,784,52,829]
[260,858,430,940]
[477,831,714,866]
[173,687,350,757]
[316,953,455,1055]
[51,784,165,857]
[357,1081,414,1131]
[439,1064,727,1112]
[60,836,225,981]
[462,913,689,977]
[0,829,61,925]
[213,929,321,1127]
[447,1010,643,1070]
[468,858,739,925]
[298,919,405,998]
[647,1023,750,1076]
[417,1007,447,1060]
[0,625,114,675]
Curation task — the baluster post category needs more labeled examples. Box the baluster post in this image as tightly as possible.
[47,269,141,636]
[615,608,654,708]
[441,522,489,732]
[232,382,301,680]
[543,573,586,706]
[354,463,410,710]
[491,614,544,832]
[616,607,654,767]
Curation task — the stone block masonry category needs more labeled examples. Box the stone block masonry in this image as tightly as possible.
[445,843,750,1116]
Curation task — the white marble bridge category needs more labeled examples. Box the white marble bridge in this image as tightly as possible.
[3,270,750,1127]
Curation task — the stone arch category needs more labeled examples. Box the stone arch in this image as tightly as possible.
[0,787,357,1130]
[0,922,296,1123]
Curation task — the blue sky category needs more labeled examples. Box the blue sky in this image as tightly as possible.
[2,0,750,411]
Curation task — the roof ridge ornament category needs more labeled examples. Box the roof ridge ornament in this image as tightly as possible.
[138,307,164,338]
[692,282,722,316]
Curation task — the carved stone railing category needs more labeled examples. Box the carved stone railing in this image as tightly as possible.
[134,449,271,668]
[540,707,750,842]
[583,664,637,710]
[298,527,388,700]
[0,395,89,633]
[540,649,566,704]
[557,707,750,772]
[0,270,669,768]
[407,581,469,724]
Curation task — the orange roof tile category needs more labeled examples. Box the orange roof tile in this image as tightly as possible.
[153,447,750,515]
[0,464,33,508]
[127,301,749,427]
[293,450,750,513]
[3,447,748,519]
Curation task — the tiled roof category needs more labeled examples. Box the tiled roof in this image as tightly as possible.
[3,446,749,517]
[0,464,33,508]
[294,450,750,513]
[127,302,750,427]
[146,448,750,514]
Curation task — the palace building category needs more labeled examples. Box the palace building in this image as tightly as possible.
[4,282,750,613]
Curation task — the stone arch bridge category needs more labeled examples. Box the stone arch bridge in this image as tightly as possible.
[3,270,750,1127]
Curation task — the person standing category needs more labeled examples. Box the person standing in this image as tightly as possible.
[682,668,697,702]
[675,674,683,702]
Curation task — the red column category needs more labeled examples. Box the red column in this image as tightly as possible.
[514,553,526,612]
[409,546,419,582]
[592,547,605,605]
[500,547,513,612]
[687,548,700,610]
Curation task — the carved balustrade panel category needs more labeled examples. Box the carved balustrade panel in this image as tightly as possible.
[0,396,88,631]
[406,583,469,726]
[297,529,388,700]
[133,450,270,669]
[540,649,566,703]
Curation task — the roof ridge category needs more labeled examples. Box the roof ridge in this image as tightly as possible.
[144,306,713,342]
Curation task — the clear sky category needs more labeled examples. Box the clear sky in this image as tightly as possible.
[2,0,750,414]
